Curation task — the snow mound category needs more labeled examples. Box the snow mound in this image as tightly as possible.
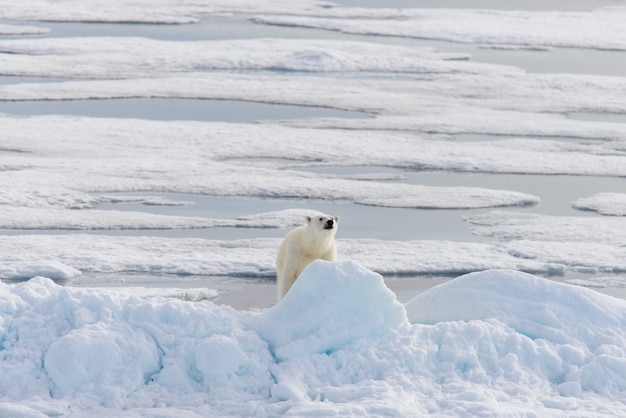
[251,260,407,361]
[2,265,626,415]
[407,269,626,343]
[407,270,626,397]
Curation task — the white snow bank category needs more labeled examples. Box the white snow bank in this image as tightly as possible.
[2,32,626,121]
[5,70,626,144]
[288,109,626,146]
[504,240,626,275]
[0,0,330,24]
[573,193,626,216]
[100,195,195,206]
[0,275,274,415]
[0,235,278,278]
[255,7,626,51]
[0,37,481,79]
[0,207,315,230]
[465,210,626,245]
[3,233,626,281]
[3,35,626,122]
[93,286,219,302]
[0,235,549,280]
[407,269,626,344]
[0,24,49,35]
[567,275,626,289]
[407,269,626,400]
[0,116,543,214]
[0,261,80,281]
[0,207,228,230]
[251,260,407,361]
[2,264,626,416]
[45,322,161,396]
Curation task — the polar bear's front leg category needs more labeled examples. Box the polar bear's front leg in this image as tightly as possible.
[277,268,299,299]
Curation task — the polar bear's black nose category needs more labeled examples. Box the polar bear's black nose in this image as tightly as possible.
[326,219,334,227]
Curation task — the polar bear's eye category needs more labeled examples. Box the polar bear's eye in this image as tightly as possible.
[319,217,323,221]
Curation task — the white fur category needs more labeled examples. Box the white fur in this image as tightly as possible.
[276,214,339,300]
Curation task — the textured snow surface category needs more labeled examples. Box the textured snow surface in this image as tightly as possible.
[573,193,626,216]
[2,264,626,416]
[2,1,626,415]
[255,7,626,50]
[4,233,626,282]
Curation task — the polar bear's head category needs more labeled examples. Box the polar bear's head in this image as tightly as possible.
[306,214,339,234]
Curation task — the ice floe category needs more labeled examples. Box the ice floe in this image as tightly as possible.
[4,232,626,282]
[255,7,626,51]
[465,210,626,245]
[0,24,49,35]
[0,207,316,231]
[573,192,626,216]
[0,0,332,24]
[0,116,543,214]
[0,37,479,78]
[3,69,626,146]
[0,260,81,281]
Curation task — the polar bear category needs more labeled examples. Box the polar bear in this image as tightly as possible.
[276,214,339,300]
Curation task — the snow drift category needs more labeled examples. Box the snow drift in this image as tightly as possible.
[2,261,626,416]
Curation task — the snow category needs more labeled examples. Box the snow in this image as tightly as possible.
[2,0,626,415]
[504,240,626,275]
[406,269,626,344]
[0,207,319,231]
[0,261,81,281]
[0,116,545,213]
[254,7,626,51]
[252,261,406,361]
[0,0,332,24]
[406,269,626,405]
[573,193,626,216]
[567,275,626,289]
[3,51,626,161]
[0,24,49,35]
[0,37,477,78]
[465,210,626,245]
[3,233,626,294]
[2,263,626,416]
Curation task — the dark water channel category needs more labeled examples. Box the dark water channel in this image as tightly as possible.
[0,97,368,122]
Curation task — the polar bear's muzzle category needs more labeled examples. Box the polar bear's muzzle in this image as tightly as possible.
[323,219,335,230]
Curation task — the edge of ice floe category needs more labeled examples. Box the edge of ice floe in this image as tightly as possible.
[572,193,626,216]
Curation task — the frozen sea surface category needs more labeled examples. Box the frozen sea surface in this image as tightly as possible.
[2,0,626,416]
[1,0,626,298]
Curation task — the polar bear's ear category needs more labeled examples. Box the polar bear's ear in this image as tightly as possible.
[334,216,340,223]
[306,216,312,223]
